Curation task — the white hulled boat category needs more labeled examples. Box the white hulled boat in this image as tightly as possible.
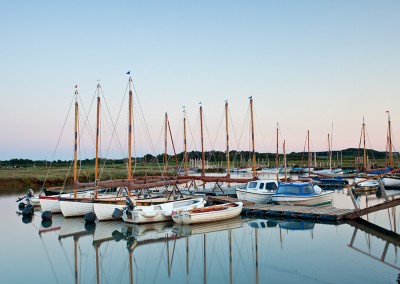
[236,179,278,204]
[122,198,205,224]
[172,202,243,225]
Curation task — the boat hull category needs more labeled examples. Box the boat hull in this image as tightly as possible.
[60,199,94,217]
[122,198,205,224]
[272,191,334,206]
[382,176,400,188]
[172,202,243,225]
[236,188,274,204]
[93,202,126,221]
[40,196,61,213]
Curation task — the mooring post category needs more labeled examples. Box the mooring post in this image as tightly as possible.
[377,178,389,202]
[347,186,360,210]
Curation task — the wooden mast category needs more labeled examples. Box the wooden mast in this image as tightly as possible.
[307,130,310,177]
[225,101,230,178]
[276,123,279,180]
[363,117,367,171]
[283,139,287,182]
[95,83,101,199]
[387,111,393,167]
[250,97,256,178]
[164,113,168,174]
[128,77,133,181]
[200,105,205,177]
[73,88,79,198]
[328,134,331,170]
[183,107,188,176]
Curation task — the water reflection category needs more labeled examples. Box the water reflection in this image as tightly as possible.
[9,196,399,284]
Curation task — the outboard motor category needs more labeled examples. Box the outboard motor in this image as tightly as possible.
[112,208,123,220]
[22,204,34,216]
[126,197,136,211]
[27,189,34,198]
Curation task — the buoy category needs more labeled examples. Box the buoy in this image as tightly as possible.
[41,211,52,221]
[22,204,34,216]
[22,215,32,224]
[84,212,96,223]
[85,222,96,232]
[41,220,52,228]
[18,202,26,210]
[112,230,123,242]
[375,188,382,198]
[112,208,123,220]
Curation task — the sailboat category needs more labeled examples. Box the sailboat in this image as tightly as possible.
[353,117,379,188]
[381,111,400,188]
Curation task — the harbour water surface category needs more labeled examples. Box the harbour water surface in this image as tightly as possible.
[0,188,399,284]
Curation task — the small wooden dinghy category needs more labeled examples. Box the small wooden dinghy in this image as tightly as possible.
[172,202,243,225]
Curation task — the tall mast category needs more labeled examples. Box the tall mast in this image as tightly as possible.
[387,111,393,167]
[328,134,331,170]
[363,117,367,171]
[73,88,79,198]
[183,107,188,176]
[276,123,279,169]
[128,77,133,181]
[200,104,205,177]
[330,122,333,169]
[283,139,287,182]
[95,83,101,199]
[164,112,168,174]
[225,101,230,178]
[250,97,256,178]
[307,130,310,177]
[276,123,279,180]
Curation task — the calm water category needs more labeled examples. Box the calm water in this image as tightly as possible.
[1,189,399,284]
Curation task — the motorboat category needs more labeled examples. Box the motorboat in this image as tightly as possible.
[271,182,333,206]
[235,179,278,204]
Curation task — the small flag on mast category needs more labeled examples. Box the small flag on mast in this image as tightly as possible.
[126,71,131,75]
[248,96,252,99]
[74,85,78,88]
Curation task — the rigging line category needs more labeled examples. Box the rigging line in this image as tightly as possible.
[187,109,199,153]
[99,83,127,161]
[40,94,74,192]
[253,106,268,153]
[365,126,377,163]
[38,235,61,284]
[131,82,159,162]
[78,91,96,146]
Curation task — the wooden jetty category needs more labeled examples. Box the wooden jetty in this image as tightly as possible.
[207,195,400,221]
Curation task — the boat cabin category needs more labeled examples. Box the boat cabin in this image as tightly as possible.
[245,180,278,191]
[275,182,316,196]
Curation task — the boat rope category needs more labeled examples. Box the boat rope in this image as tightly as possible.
[40,94,75,193]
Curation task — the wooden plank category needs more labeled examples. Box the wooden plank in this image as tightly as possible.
[344,198,400,219]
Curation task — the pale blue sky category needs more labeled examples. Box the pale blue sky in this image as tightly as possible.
[1,1,399,160]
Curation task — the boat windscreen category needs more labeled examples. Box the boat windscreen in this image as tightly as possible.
[248,182,258,189]
[276,185,300,194]
[302,185,314,194]
[265,182,277,190]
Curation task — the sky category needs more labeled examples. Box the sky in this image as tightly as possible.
[1,1,399,160]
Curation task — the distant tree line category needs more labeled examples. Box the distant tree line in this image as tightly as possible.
[0,148,396,168]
